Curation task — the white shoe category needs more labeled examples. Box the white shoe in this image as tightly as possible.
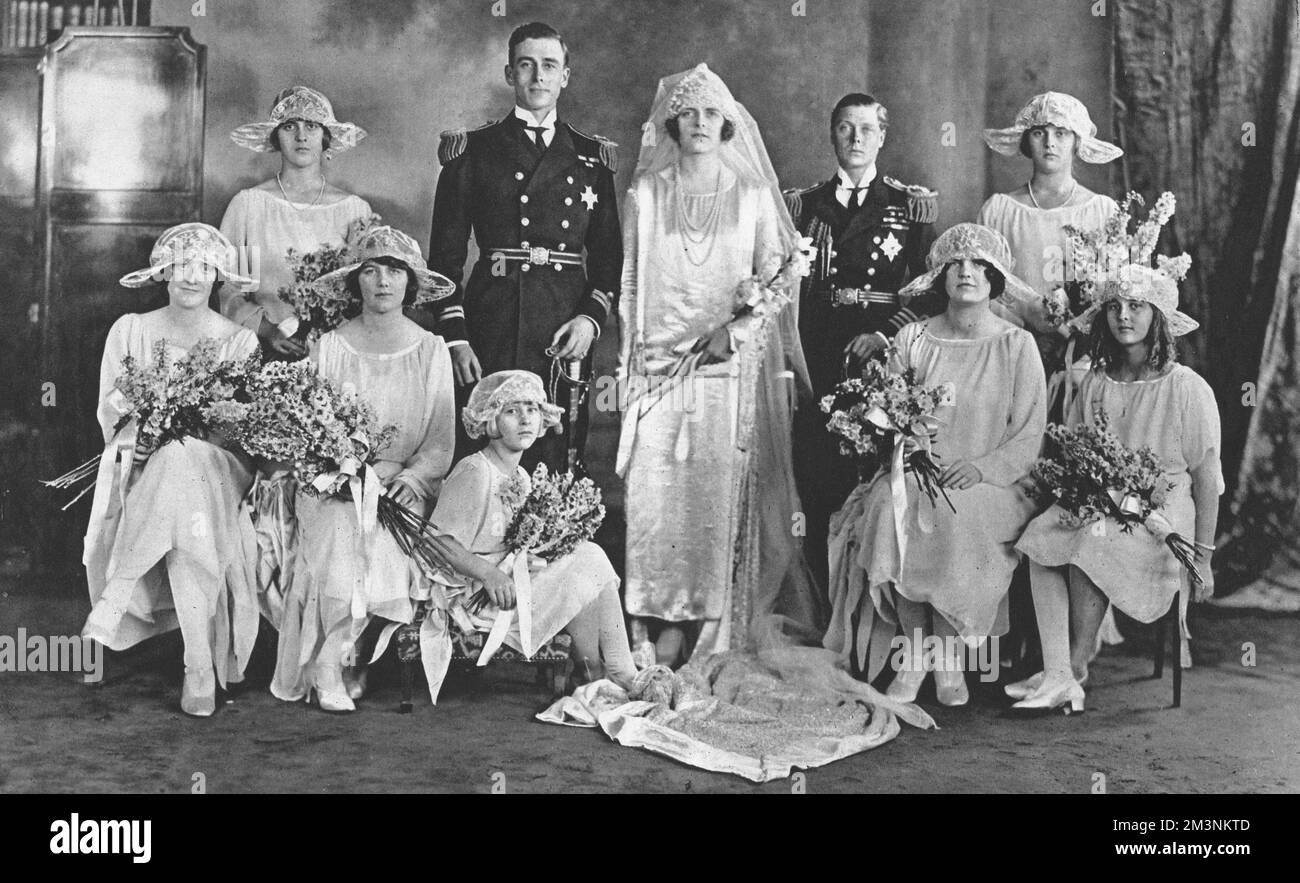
[181,668,216,718]
[310,686,356,714]
[886,666,927,703]
[1004,671,1045,700]
[934,666,969,707]
[343,666,368,701]
[1011,675,1085,715]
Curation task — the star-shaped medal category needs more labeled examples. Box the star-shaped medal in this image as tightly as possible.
[881,231,903,261]
[580,185,598,210]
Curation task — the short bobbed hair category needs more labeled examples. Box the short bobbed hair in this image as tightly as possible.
[344,255,419,307]
[925,259,1007,301]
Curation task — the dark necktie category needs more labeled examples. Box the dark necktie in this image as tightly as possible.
[525,125,548,152]
[844,186,866,215]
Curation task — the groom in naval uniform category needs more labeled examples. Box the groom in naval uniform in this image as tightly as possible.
[785,93,941,597]
[428,22,622,472]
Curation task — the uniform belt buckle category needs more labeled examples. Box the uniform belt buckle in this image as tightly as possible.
[833,288,862,307]
[528,246,550,265]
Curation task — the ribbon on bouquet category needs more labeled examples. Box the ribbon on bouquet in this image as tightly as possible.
[82,419,153,641]
[476,549,539,665]
[310,432,383,622]
[868,408,941,567]
[1105,488,1145,520]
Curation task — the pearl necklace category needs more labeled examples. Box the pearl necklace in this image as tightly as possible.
[276,172,327,210]
[1027,178,1077,209]
[674,163,723,267]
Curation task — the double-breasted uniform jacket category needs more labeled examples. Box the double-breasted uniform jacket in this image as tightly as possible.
[428,114,622,469]
[784,174,939,397]
[785,172,939,592]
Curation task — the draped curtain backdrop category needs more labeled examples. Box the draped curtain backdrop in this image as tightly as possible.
[1113,0,1300,600]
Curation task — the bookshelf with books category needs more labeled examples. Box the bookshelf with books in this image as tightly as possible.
[1,1,151,47]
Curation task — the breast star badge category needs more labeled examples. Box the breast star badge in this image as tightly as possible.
[580,185,599,211]
[880,231,903,261]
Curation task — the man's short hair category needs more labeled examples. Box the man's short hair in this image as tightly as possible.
[831,93,888,132]
[508,22,569,66]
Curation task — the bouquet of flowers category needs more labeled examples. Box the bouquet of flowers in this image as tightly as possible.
[819,352,956,510]
[277,213,382,342]
[1030,409,1203,586]
[467,465,606,615]
[43,339,259,507]
[504,464,606,562]
[1056,191,1191,335]
[218,359,455,578]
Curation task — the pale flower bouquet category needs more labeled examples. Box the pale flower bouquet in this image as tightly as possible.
[504,464,606,563]
[218,359,455,577]
[819,352,956,510]
[1030,409,1203,587]
[1055,191,1190,335]
[467,465,606,614]
[43,339,259,507]
[277,213,383,342]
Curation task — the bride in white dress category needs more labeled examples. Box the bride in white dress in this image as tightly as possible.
[616,63,819,667]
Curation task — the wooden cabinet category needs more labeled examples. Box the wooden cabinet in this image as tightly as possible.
[0,26,204,565]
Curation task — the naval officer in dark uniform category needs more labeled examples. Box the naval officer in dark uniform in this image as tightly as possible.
[428,22,621,472]
[785,92,941,592]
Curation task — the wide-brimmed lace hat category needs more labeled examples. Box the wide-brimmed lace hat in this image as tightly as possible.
[119,223,256,288]
[230,86,367,155]
[983,92,1122,165]
[898,223,1038,304]
[1079,263,1198,337]
[462,370,563,440]
[316,225,455,303]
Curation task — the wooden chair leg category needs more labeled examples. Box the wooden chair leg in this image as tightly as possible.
[1171,591,1182,708]
[395,614,424,715]
[399,657,414,714]
[1152,603,1166,679]
[551,657,573,700]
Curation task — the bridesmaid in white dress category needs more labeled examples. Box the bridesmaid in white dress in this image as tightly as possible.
[82,224,260,717]
[978,92,1126,663]
[221,86,373,360]
[826,225,1046,707]
[271,227,456,713]
[222,86,373,640]
[977,92,1122,341]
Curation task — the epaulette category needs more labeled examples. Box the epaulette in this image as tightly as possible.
[566,123,619,172]
[884,175,938,224]
[782,182,823,224]
[437,120,495,165]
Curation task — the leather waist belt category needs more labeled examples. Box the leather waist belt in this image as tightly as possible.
[832,287,897,307]
[488,247,584,267]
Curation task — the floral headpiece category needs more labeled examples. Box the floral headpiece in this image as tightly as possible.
[462,370,563,440]
[983,92,1122,165]
[898,222,1038,304]
[1067,192,1197,336]
[119,223,256,288]
[665,63,739,123]
[230,86,367,155]
[315,225,455,304]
